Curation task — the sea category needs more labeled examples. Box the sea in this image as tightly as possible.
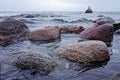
[0,11,120,80]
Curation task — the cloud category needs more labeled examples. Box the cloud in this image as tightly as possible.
[0,0,120,11]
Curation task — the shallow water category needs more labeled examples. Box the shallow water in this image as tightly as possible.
[0,11,120,80]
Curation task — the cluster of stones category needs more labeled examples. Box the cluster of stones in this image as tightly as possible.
[0,16,120,75]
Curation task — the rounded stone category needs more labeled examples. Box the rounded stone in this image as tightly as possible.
[29,27,61,42]
[79,22,114,42]
[53,40,110,63]
[12,52,57,74]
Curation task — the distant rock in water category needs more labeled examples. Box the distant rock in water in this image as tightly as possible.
[85,6,93,13]
[0,18,30,46]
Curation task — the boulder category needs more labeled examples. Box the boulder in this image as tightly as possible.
[53,40,110,63]
[0,18,30,46]
[79,21,114,42]
[12,52,57,74]
[29,27,61,42]
[60,25,85,34]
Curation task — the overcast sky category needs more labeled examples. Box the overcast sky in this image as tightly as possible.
[0,0,120,11]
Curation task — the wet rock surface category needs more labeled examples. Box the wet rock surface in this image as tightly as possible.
[85,6,93,13]
[0,18,30,46]
[54,40,110,63]
[12,51,57,74]
[79,21,114,42]
[29,27,61,43]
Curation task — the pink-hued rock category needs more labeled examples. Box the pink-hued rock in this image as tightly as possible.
[0,18,30,46]
[54,40,110,63]
[60,25,85,34]
[79,21,114,42]
[29,27,61,42]
[0,35,9,41]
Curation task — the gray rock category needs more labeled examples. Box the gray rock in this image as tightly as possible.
[53,40,110,63]
[85,6,93,13]
[12,52,57,74]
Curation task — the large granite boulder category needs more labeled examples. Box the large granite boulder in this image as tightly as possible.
[12,52,57,74]
[60,25,85,34]
[29,27,61,42]
[79,21,114,42]
[54,40,110,63]
[0,18,30,46]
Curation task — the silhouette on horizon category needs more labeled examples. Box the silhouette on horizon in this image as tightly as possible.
[85,6,93,13]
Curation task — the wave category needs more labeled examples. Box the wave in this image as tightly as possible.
[52,19,68,23]
[52,18,92,23]
[18,19,35,24]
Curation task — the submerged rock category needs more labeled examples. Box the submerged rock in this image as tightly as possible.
[29,27,61,43]
[114,23,120,32]
[12,52,57,74]
[25,15,34,18]
[60,25,85,34]
[0,18,30,46]
[94,17,115,24]
[79,20,114,42]
[54,40,110,63]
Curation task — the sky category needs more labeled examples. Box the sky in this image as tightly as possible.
[0,0,120,11]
